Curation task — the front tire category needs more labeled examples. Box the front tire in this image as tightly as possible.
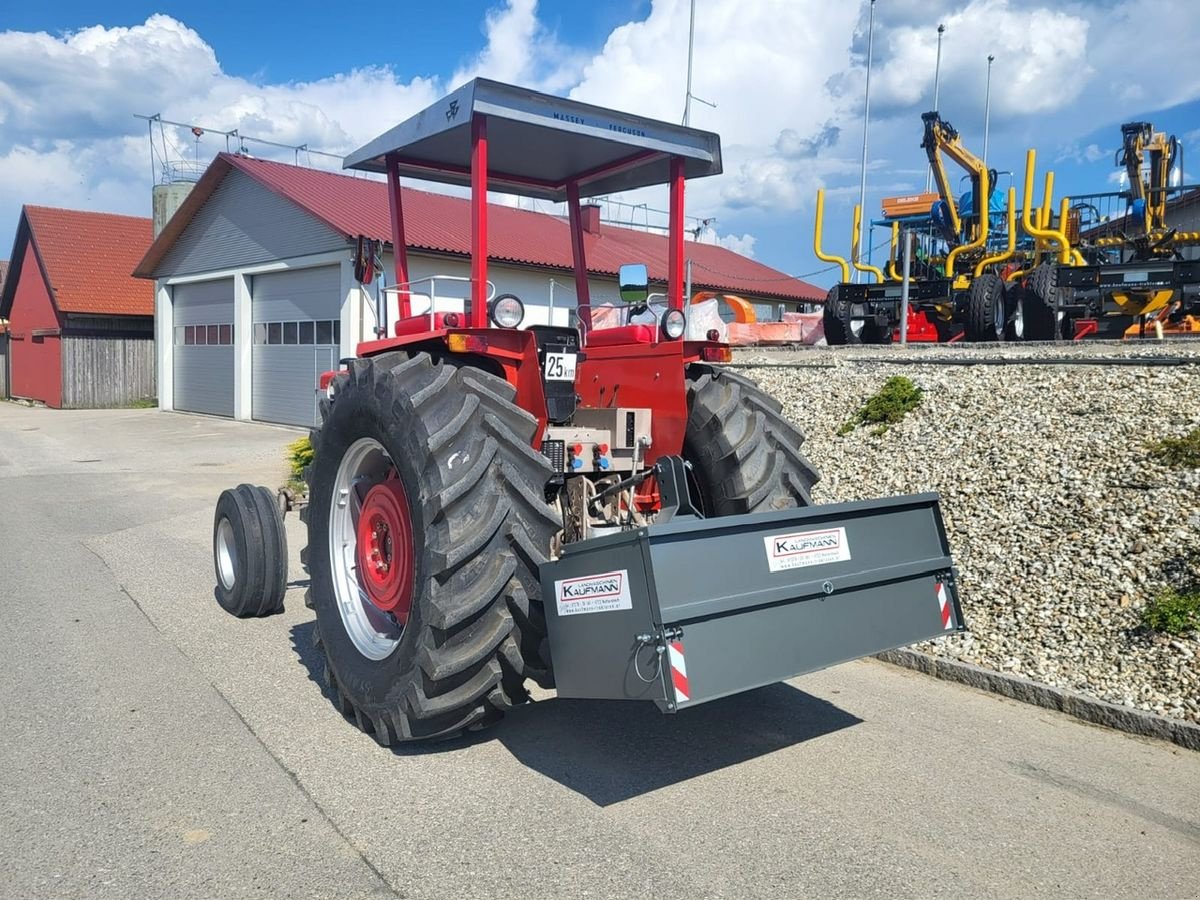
[683,366,820,513]
[306,353,559,743]
[213,484,287,617]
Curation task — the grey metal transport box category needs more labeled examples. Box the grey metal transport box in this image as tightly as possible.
[541,493,964,711]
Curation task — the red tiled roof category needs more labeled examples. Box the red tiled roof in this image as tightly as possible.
[137,153,821,303]
[18,207,154,316]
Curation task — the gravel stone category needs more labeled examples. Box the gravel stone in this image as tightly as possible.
[735,340,1200,724]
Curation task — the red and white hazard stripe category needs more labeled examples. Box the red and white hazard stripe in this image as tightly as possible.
[667,640,689,703]
[936,582,954,630]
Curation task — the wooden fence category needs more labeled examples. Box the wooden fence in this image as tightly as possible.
[60,317,155,408]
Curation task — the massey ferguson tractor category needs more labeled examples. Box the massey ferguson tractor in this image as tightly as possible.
[212,79,964,744]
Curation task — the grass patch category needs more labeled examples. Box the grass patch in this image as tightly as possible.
[1147,427,1200,468]
[838,376,923,436]
[127,397,158,409]
[286,435,314,494]
[1140,588,1200,636]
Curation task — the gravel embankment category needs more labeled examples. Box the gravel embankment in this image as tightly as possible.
[736,341,1200,724]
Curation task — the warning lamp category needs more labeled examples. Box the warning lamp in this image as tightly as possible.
[706,328,721,342]
[442,312,461,327]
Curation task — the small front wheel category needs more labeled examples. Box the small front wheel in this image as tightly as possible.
[213,484,287,617]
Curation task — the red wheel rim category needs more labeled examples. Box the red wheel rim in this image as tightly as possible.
[355,472,415,623]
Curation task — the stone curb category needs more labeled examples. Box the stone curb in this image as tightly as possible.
[876,649,1200,752]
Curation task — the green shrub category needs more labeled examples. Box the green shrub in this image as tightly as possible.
[1140,588,1200,636]
[128,397,158,409]
[286,436,314,493]
[1147,428,1200,468]
[838,376,923,436]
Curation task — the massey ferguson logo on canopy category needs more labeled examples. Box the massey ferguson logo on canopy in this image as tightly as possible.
[555,570,633,616]
[763,527,852,573]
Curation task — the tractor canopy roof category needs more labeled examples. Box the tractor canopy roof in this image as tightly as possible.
[343,78,722,202]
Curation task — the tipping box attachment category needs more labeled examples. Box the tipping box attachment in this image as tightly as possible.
[541,491,964,712]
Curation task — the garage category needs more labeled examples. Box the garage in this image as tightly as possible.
[173,279,234,417]
[251,266,341,426]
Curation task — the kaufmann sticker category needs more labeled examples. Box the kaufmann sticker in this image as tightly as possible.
[764,527,851,572]
[555,570,633,616]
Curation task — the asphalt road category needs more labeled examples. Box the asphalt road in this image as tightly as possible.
[1,403,1197,900]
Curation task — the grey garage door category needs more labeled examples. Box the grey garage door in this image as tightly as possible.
[251,267,341,427]
[173,280,234,417]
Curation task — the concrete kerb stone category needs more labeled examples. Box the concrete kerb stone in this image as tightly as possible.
[876,649,1200,752]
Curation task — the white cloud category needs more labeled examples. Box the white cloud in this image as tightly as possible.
[714,232,757,258]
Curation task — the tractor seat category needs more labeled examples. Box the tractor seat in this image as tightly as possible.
[585,324,656,347]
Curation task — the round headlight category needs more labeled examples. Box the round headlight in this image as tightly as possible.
[661,307,686,340]
[489,294,525,328]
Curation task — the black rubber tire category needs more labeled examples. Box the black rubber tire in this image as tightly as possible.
[965,273,1006,342]
[213,484,286,617]
[1004,286,1025,341]
[1023,264,1059,341]
[305,353,559,743]
[683,366,820,513]
[247,484,288,611]
[822,286,858,346]
[860,319,894,345]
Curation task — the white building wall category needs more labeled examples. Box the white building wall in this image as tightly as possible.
[354,252,624,337]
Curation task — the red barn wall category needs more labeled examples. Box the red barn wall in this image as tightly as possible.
[9,242,63,407]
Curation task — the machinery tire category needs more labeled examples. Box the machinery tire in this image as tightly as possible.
[822,286,858,346]
[860,319,894,345]
[1023,264,1059,341]
[683,366,820,513]
[965,273,1006,341]
[1004,286,1025,341]
[213,484,286,617]
[305,353,560,743]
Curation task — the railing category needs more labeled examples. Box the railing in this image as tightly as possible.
[378,275,497,334]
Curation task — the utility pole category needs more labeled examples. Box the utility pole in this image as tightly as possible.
[855,0,877,282]
[683,0,696,126]
[925,24,946,192]
[982,54,995,168]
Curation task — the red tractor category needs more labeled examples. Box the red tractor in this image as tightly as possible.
[214,79,964,744]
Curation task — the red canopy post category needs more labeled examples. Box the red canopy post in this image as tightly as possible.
[385,154,411,319]
[566,180,591,334]
[668,156,686,310]
[470,115,489,328]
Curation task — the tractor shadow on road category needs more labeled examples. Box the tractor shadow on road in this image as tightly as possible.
[288,620,861,806]
[494,686,862,806]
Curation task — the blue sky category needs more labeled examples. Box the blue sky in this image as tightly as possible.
[0,1,649,84]
[1,0,1197,292]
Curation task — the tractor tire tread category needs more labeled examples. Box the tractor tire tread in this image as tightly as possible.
[306,352,558,743]
[685,366,819,513]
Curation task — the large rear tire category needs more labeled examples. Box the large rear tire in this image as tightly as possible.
[305,353,559,743]
[683,366,820,513]
[965,273,1006,341]
[822,286,858,346]
[1023,263,1058,341]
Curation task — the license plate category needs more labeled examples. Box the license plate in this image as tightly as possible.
[544,352,577,381]
[1123,271,1148,284]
